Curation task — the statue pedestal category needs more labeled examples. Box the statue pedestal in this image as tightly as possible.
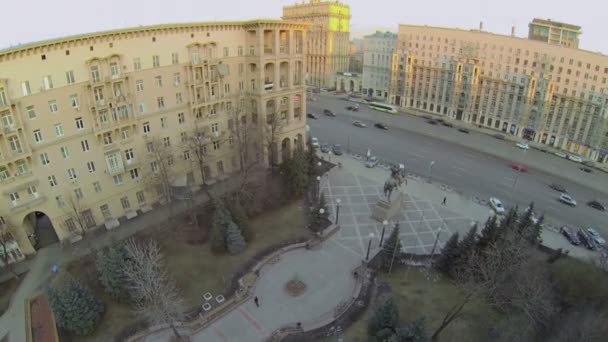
[371,192,405,222]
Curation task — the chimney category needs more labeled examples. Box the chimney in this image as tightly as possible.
[480,21,483,31]
[511,26,515,37]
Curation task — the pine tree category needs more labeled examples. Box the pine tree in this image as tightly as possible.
[476,215,499,253]
[397,317,429,342]
[95,243,130,302]
[228,200,253,242]
[434,232,460,274]
[368,296,400,339]
[47,273,104,335]
[528,215,544,245]
[211,201,230,253]
[225,221,246,255]
[381,223,403,272]
[311,191,330,229]
[452,224,478,275]
[280,147,309,197]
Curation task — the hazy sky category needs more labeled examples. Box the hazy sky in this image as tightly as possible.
[2,0,606,53]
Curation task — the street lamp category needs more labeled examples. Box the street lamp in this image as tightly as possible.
[428,160,436,183]
[429,227,443,262]
[335,198,341,225]
[316,175,321,200]
[365,233,375,261]
[379,220,388,247]
[328,151,332,163]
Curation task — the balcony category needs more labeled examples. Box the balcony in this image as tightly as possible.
[264,82,274,92]
[3,125,16,134]
[106,165,124,176]
[264,46,274,55]
[279,45,289,54]
[10,193,46,212]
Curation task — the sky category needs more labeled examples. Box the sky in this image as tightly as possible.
[1,0,606,53]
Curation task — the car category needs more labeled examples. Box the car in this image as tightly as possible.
[510,163,528,172]
[320,143,330,153]
[307,113,319,119]
[550,183,567,193]
[426,119,438,125]
[587,228,606,246]
[554,151,567,158]
[489,197,505,215]
[422,115,433,120]
[458,128,470,134]
[365,156,379,168]
[323,109,336,117]
[587,200,606,211]
[353,120,367,128]
[577,229,597,250]
[559,193,577,207]
[516,142,530,150]
[374,122,389,130]
[345,105,359,111]
[311,137,319,148]
[332,144,343,156]
[320,88,328,93]
[442,122,454,128]
[560,226,580,245]
[568,154,583,163]
[493,134,506,140]
[436,118,445,123]
[580,167,593,173]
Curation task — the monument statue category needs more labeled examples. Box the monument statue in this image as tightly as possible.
[383,164,407,202]
[372,164,407,222]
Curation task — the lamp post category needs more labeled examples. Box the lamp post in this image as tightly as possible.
[428,227,443,263]
[428,160,436,183]
[379,220,388,247]
[328,151,332,163]
[365,233,375,261]
[316,175,321,200]
[335,198,341,225]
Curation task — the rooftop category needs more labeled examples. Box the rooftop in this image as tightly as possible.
[531,18,582,31]
[364,31,397,39]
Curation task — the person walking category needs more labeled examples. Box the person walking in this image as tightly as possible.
[442,196,447,206]
[254,296,260,307]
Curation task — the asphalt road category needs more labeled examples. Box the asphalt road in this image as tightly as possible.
[307,95,608,241]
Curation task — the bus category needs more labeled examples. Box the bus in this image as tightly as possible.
[369,102,398,114]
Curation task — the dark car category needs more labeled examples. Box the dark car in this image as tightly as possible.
[345,105,359,111]
[560,226,580,245]
[332,144,344,155]
[550,183,567,193]
[587,200,606,211]
[307,113,319,119]
[442,122,454,128]
[426,119,438,125]
[436,118,445,123]
[320,143,330,153]
[374,123,388,130]
[577,229,597,250]
[422,115,433,120]
[458,128,470,134]
[323,109,336,117]
[580,167,593,173]
[493,133,505,140]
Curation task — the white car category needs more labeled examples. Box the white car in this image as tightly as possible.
[559,193,577,207]
[568,154,583,163]
[489,197,505,215]
[516,142,530,150]
[555,151,567,158]
[587,228,606,246]
[311,137,319,148]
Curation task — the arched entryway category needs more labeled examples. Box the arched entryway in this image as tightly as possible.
[23,211,59,250]
[349,80,355,92]
[281,137,291,162]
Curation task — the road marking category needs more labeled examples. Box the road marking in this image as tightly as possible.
[463,153,478,159]
[410,152,425,159]
[451,166,468,173]
[238,307,268,335]
[212,325,230,342]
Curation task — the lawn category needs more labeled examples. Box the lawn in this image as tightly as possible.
[68,199,310,342]
[0,273,26,316]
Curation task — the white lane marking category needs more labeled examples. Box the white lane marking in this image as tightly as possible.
[452,166,468,173]
[410,152,425,159]
[463,153,478,159]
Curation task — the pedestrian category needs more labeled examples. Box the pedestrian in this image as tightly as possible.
[442,196,447,206]
[254,296,260,307]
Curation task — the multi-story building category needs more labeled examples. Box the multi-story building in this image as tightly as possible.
[283,0,351,88]
[389,24,608,162]
[528,18,581,49]
[348,41,363,74]
[0,20,309,257]
[362,31,396,99]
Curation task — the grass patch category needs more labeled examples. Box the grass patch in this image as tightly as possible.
[0,273,26,316]
[68,200,309,342]
[549,256,608,308]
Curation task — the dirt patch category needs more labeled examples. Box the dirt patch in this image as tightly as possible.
[30,294,57,342]
[285,280,307,297]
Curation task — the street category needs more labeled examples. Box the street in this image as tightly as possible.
[306,95,608,241]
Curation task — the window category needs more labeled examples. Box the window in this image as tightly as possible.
[238,46,243,56]
[93,87,104,101]
[33,129,43,143]
[121,196,131,210]
[27,106,36,119]
[136,191,146,204]
[54,124,64,137]
[223,47,229,57]
[224,83,230,94]
[103,132,113,145]
[133,58,141,70]
[125,148,134,161]
[229,135,234,145]
[90,66,101,82]
[94,181,102,193]
[100,204,111,219]
[110,62,119,77]
[55,195,65,208]
[67,168,77,180]
[139,102,146,113]
[211,123,219,133]
[176,92,183,104]
[213,140,220,150]
[155,76,163,87]
[143,122,150,133]
[152,55,160,67]
[167,156,174,166]
[81,139,90,151]
[181,131,187,143]
[87,161,96,173]
[157,97,165,109]
[0,167,10,180]
[113,174,123,185]
[173,72,181,86]
[75,117,84,129]
[171,52,179,65]
[48,100,58,113]
[130,168,140,180]
[40,152,50,165]
[177,112,185,124]
[16,160,28,175]
[163,137,170,147]
[183,150,190,160]
[66,70,75,84]
[136,80,144,91]
[150,161,159,173]
[43,75,54,90]
[27,186,37,197]
[48,175,58,187]
[239,80,244,91]
[21,81,31,96]
[60,146,70,159]
[70,94,79,109]
[161,117,167,128]
[74,188,84,200]
[9,136,22,153]
[146,142,154,153]
[9,192,20,205]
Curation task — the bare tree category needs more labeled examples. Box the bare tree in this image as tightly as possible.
[183,124,212,197]
[0,222,21,280]
[62,193,88,236]
[230,96,261,203]
[262,107,286,172]
[143,136,176,206]
[122,239,187,341]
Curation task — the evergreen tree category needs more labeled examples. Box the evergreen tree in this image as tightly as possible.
[368,296,400,339]
[452,224,478,274]
[227,200,253,242]
[517,203,535,235]
[225,221,246,254]
[311,191,330,229]
[381,223,403,272]
[306,137,317,177]
[47,273,104,335]
[211,201,230,253]
[527,215,544,245]
[397,317,429,342]
[434,232,460,274]
[476,215,499,253]
[280,147,309,197]
[95,243,130,302]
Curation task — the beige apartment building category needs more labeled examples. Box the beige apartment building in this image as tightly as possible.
[528,18,581,49]
[390,24,608,162]
[0,20,309,259]
[283,0,351,88]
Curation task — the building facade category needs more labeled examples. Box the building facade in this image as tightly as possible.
[0,20,309,256]
[348,41,363,74]
[335,72,362,93]
[362,31,397,99]
[283,0,351,88]
[389,24,608,162]
[528,18,581,49]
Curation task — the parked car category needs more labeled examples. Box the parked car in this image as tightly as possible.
[559,193,577,207]
[442,121,454,128]
[436,118,445,123]
[374,122,389,130]
[560,226,580,245]
[580,167,593,173]
[311,137,320,148]
[489,197,506,215]
[320,143,330,153]
[365,156,379,168]
[587,228,606,246]
[568,154,583,163]
[493,134,506,140]
[510,163,528,173]
[307,113,319,119]
[323,109,336,117]
[550,183,567,193]
[577,229,597,250]
[554,151,567,158]
[332,144,343,155]
[587,200,606,211]
[345,105,359,111]
[516,142,530,150]
[353,120,367,128]
[426,119,438,125]
[458,128,470,134]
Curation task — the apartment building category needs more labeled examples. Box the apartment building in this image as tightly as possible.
[0,20,309,258]
[362,31,397,99]
[283,0,351,88]
[389,24,608,162]
[528,18,581,49]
